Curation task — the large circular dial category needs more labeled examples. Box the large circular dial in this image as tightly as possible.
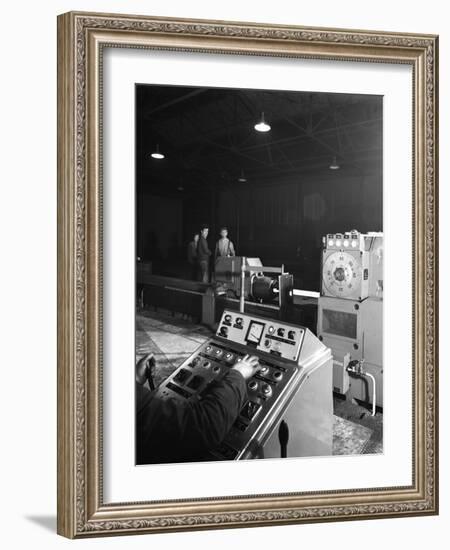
[322,251,361,298]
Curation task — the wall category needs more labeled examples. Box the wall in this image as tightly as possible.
[141,173,382,288]
[138,194,183,260]
[217,174,381,289]
[0,1,448,550]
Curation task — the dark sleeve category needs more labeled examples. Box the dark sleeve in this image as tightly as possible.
[145,370,247,453]
[200,237,211,257]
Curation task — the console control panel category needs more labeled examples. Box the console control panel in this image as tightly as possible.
[153,311,313,459]
[216,310,305,362]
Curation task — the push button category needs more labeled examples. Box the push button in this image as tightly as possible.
[248,380,258,391]
[261,383,272,396]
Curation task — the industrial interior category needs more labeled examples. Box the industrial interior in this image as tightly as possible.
[136,83,383,463]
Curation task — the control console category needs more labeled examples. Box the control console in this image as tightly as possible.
[155,310,332,460]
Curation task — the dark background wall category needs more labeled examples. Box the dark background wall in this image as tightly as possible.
[138,172,381,290]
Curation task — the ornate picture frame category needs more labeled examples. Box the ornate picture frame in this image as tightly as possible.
[57,11,439,538]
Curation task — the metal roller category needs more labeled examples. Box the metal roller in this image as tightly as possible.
[251,275,278,302]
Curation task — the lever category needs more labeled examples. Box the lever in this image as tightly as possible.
[278,420,289,458]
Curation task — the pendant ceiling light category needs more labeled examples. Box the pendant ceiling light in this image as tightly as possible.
[254,112,271,133]
[150,144,165,159]
[237,169,247,183]
[329,156,340,170]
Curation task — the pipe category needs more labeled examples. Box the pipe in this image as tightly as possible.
[240,256,246,313]
[364,371,377,417]
[346,363,377,416]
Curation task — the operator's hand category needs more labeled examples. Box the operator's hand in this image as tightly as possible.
[232,354,260,380]
[136,353,155,385]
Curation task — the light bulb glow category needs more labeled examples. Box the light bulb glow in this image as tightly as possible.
[254,121,271,132]
[328,240,334,247]
[151,144,165,159]
[351,240,358,248]
[344,240,349,247]
[254,112,271,133]
[335,239,342,247]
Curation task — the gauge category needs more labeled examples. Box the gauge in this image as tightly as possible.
[322,251,361,298]
[245,321,265,344]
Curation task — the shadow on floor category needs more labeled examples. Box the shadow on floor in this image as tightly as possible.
[25,515,56,533]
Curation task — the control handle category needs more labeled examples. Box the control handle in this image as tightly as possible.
[278,420,289,458]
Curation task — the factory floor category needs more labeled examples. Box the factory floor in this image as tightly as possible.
[136,308,383,457]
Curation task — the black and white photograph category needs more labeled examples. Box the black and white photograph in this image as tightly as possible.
[134,84,384,465]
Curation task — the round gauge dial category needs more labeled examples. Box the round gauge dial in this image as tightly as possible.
[322,251,361,298]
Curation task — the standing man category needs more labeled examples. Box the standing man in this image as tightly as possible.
[215,226,236,261]
[197,225,212,283]
[187,232,199,280]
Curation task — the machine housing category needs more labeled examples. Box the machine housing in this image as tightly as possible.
[318,231,383,408]
[215,256,294,309]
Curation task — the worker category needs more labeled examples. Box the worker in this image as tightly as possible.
[136,353,261,464]
[197,225,212,283]
[215,226,236,261]
[187,232,199,280]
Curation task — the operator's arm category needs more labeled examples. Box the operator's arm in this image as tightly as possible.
[136,355,260,463]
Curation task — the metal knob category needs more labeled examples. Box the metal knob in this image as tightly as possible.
[262,383,272,396]
[248,380,258,391]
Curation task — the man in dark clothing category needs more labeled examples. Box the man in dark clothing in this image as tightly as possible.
[187,232,199,280]
[136,353,260,464]
[197,225,212,283]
